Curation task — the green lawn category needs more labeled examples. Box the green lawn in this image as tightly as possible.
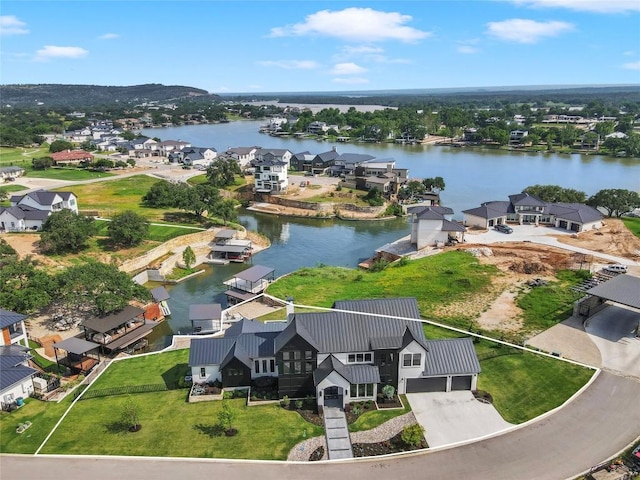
[621,216,640,239]
[266,250,498,330]
[349,395,411,432]
[0,146,49,165]
[516,270,588,334]
[94,220,203,243]
[0,184,27,195]
[27,167,113,181]
[477,352,594,424]
[0,394,78,454]
[53,175,184,222]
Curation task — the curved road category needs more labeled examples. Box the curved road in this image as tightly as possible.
[2,372,639,480]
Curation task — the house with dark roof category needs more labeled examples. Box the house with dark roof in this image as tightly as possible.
[463,193,603,232]
[0,345,38,409]
[407,205,465,249]
[1,166,25,183]
[189,298,480,408]
[309,148,340,175]
[224,147,260,168]
[0,309,29,347]
[342,159,409,199]
[0,190,78,232]
[254,158,288,193]
[254,148,293,169]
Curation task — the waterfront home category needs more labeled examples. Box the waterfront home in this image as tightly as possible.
[408,205,466,249]
[189,304,222,334]
[254,148,293,169]
[342,159,409,199]
[329,153,375,177]
[254,158,288,194]
[224,147,260,168]
[463,193,603,232]
[157,140,191,157]
[189,297,480,408]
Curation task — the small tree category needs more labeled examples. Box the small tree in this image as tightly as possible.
[182,246,196,269]
[107,210,149,247]
[382,384,395,401]
[217,400,236,435]
[121,397,141,432]
[401,423,425,448]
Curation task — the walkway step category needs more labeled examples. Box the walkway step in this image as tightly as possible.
[322,407,353,460]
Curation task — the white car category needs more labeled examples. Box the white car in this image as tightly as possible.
[604,264,628,273]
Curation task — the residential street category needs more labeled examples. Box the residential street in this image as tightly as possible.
[2,372,639,480]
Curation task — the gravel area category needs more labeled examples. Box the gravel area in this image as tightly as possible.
[287,411,417,461]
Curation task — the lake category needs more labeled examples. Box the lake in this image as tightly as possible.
[141,120,640,348]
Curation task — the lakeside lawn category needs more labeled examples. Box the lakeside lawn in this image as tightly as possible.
[266,250,498,330]
[94,219,203,243]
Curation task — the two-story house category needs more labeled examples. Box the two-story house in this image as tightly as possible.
[189,298,480,408]
[0,190,78,232]
[408,205,466,249]
[0,309,29,347]
[225,147,259,168]
[0,345,38,410]
[254,148,293,169]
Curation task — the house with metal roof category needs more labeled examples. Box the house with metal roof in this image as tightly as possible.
[0,166,25,183]
[253,158,288,194]
[407,205,466,249]
[0,309,29,347]
[188,297,480,408]
[1,189,79,232]
[0,345,38,410]
[463,193,603,232]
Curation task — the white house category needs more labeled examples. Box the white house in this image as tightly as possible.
[0,345,38,411]
[1,190,79,232]
[254,148,293,169]
[225,147,259,168]
[180,147,218,168]
[408,205,465,249]
[0,309,29,347]
[0,166,25,183]
[254,159,288,193]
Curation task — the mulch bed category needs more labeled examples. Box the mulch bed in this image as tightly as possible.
[309,446,325,461]
[376,396,403,409]
[352,431,427,457]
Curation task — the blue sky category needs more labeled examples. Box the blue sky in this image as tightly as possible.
[1,1,639,93]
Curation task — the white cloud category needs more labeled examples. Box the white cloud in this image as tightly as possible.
[486,19,574,43]
[512,0,640,14]
[332,77,370,84]
[622,61,640,70]
[0,15,29,36]
[257,60,320,70]
[269,8,430,43]
[333,45,409,64]
[34,45,89,61]
[98,33,120,40]
[623,50,635,56]
[330,62,367,75]
[458,45,480,54]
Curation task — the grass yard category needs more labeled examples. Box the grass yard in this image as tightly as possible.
[477,351,594,424]
[621,215,640,239]
[0,394,78,454]
[349,395,411,432]
[266,250,497,329]
[516,270,588,334]
[27,167,113,181]
[53,175,183,222]
[0,146,49,165]
[94,220,202,243]
[39,392,323,459]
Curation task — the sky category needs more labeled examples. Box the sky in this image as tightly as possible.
[1,0,639,94]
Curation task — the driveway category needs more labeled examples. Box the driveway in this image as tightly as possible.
[406,391,513,447]
[585,304,640,379]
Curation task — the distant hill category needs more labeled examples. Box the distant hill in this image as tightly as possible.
[0,83,215,107]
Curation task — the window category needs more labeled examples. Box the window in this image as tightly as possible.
[293,351,301,360]
[294,361,302,374]
[262,360,267,373]
[403,353,422,367]
[281,362,291,374]
[348,354,355,363]
[254,360,260,373]
[200,367,206,378]
[305,351,313,360]
[347,352,373,364]
[282,352,290,361]
[350,383,374,398]
[305,361,313,373]
[270,359,275,373]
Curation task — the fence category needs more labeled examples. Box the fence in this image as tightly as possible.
[79,383,173,400]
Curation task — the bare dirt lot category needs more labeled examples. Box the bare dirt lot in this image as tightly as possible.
[553,218,640,260]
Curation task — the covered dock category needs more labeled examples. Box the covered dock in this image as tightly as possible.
[223,265,275,305]
[52,337,101,374]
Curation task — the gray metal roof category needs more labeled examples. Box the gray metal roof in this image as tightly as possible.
[549,203,603,224]
[345,364,381,384]
[234,265,274,283]
[423,338,481,376]
[189,304,222,321]
[0,309,27,329]
[215,229,237,239]
[189,337,237,366]
[0,346,36,392]
[150,286,170,302]
[442,219,466,232]
[313,355,349,385]
[53,337,100,355]
[81,305,145,333]
[225,318,286,336]
[462,202,510,219]
[586,274,640,309]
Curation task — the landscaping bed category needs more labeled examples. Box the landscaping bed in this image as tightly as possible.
[352,430,427,457]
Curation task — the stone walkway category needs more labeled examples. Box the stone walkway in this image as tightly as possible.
[287,411,417,461]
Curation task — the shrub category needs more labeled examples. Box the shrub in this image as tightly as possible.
[401,423,425,447]
[369,258,389,272]
[295,399,304,409]
[382,384,395,400]
[352,405,362,416]
[396,256,409,267]
[281,395,290,408]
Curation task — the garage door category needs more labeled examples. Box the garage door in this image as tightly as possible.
[406,377,447,393]
[451,375,472,391]
[570,222,580,232]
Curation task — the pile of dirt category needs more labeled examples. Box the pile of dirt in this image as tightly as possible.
[509,261,548,274]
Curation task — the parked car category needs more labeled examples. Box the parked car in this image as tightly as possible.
[494,224,513,234]
[604,264,628,273]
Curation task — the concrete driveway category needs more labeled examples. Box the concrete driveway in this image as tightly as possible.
[585,304,640,379]
[406,391,513,448]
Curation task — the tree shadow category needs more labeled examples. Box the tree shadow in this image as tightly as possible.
[193,423,224,438]
[104,419,131,435]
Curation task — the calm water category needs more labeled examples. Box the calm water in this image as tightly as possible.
[142,120,640,348]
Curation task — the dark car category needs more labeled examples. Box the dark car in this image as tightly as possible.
[494,224,513,234]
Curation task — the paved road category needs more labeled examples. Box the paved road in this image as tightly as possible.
[2,372,639,480]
